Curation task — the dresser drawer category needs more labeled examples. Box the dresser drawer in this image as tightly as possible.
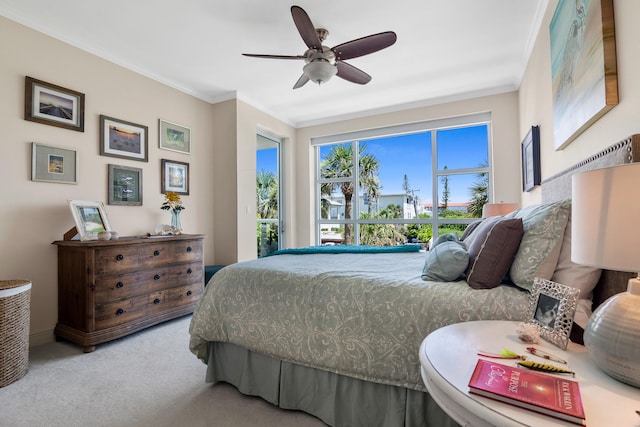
[94,261,203,302]
[94,239,203,275]
[95,284,202,330]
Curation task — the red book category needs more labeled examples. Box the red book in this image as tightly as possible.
[468,359,586,426]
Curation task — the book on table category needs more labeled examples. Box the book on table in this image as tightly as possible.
[468,359,586,426]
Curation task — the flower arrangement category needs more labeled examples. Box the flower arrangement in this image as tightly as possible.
[161,191,185,212]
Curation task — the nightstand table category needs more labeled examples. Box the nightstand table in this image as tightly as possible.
[419,320,640,426]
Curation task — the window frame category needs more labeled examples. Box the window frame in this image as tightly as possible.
[313,114,492,246]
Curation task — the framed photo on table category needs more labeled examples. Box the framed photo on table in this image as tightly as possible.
[68,200,112,241]
[521,125,541,192]
[31,142,78,184]
[100,115,148,162]
[526,278,579,350]
[161,159,189,195]
[159,119,191,154]
[108,164,143,206]
[24,76,85,132]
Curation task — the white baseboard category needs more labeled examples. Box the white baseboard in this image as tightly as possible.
[30,329,55,348]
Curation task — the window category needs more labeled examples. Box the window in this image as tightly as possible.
[314,114,490,246]
[256,132,283,257]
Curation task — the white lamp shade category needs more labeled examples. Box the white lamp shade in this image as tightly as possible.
[572,162,640,389]
[571,163,640,272]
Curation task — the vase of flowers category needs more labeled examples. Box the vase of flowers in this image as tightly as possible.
[161,191,185,232]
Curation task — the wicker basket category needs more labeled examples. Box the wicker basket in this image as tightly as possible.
[0,279,31,387]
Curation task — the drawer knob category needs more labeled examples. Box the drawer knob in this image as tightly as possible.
[116,281,124,288]
[116,254,124,261]
[186,246,192,252]
[153,250,160,256]
[116,308,124,315]
[154,274,161,280]
[153,298,161,305]
[187,268,193,274]
[186,290,192,296]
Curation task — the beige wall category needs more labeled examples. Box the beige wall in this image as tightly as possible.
[519,0,640,206]
[1,17,218,345]
[293,92,522,246]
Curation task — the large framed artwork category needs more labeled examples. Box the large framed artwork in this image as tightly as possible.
[24,76,85,132]
[550,0,618,150]
[99,115,149,162]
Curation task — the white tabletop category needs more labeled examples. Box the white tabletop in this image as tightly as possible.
[419,320,640,427]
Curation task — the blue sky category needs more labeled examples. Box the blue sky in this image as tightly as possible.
[257,124,488,205]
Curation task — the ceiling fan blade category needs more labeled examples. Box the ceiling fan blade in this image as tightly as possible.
[336,61,371,85]
[291,5,321,50]
[293,73,310,89]
[242,53,305,60]
[332,31,397,61]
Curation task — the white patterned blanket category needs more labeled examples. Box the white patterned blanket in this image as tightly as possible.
[189,252,529,391]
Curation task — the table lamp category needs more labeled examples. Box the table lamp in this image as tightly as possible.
[572,163,640,388]
[481,202,519,218]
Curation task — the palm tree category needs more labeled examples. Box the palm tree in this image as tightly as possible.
[467,162,488,217]
[320,143,380,244]
[256,170,278,256]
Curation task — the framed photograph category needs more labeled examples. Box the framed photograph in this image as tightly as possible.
[108,164,143,206]
[100,115,148,162]
[68,200,112,241]
[24,76,85,132]
[550,0,618,149]
[526,278,580,350]
[159,119,191,154]
[521,125,541,192]
[161,159,189,195]
[31,142,78,184]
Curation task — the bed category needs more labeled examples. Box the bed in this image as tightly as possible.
[189,135,639,427]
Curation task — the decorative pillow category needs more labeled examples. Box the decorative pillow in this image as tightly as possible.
[461,219,483,242]
[422,241,469,282]
[465,217,524,289]
[551,213,602,300]
[508,200,571,291]
[432,232,461,248]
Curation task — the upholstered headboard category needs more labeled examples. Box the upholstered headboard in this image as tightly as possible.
[541,134,640,308]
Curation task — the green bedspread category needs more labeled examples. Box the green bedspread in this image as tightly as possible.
[189,252,529,391]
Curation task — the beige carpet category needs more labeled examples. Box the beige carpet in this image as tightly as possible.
[0,316,326,427]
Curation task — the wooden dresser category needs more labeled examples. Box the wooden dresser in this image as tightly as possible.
[52,234,204,352]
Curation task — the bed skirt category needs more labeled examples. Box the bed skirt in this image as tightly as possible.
[206,341,459,427]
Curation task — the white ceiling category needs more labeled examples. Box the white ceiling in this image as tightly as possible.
[0,0,548,128]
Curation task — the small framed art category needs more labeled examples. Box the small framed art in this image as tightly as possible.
[521,125,541,192]
[100,115,149,162]
[31,142,78,184]
[108,164,143,206]
[68,200,112,241]
[526,277,579,350]
[24,76,85,132]
[159,119,191,154]
[161,159,189,195]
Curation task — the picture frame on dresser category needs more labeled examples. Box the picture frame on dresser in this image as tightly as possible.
[24,76,85,132]
[159,119,191,154]
[526,278,579,350]
[108,164,143,206]
[68,200,112,240]
[521,125,541,192]
[161,159,189,195]
[31,142,78,184]
[99,115,148,162]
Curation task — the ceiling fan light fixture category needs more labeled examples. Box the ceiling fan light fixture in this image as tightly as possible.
[303,59,337,85]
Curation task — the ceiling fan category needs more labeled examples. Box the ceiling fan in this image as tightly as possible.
[242,5,397,89]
